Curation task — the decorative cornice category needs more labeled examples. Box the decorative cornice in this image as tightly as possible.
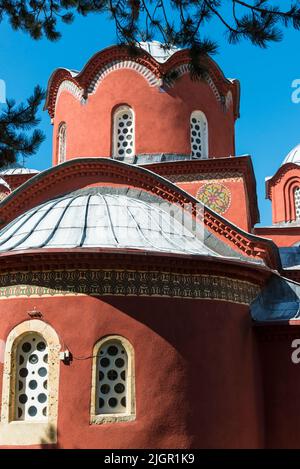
[87,59,161,92]
[266,163,300,199]
[45,45,239,119]
[0,158,278,269]
[0,247,271,278]
[1,173,38,191]
[56,80,84,107]
[166,172,243,183]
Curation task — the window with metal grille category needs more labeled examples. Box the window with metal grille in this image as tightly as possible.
[190,111,208,159]
[295,187,300,220]
[57,122,67,164]
[15,333,48,421]
[113,106,135,160]
[96,339,129,415]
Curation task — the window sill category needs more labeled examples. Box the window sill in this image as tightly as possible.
[90,413,136,425]
[0,421,57,446]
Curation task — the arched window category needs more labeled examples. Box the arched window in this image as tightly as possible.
[0,320,60,446]
[15,333,48,421]
[57,122,67,164]
[295,187,300,220]
[113,106,135,160]
[190,111,208,159]
[90,335,135,424]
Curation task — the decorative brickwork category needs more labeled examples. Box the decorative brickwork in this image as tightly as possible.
[0,269,260,305]
[167,173,243,183]
[45,46,239,119]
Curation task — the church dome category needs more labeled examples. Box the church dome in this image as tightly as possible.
[0,187,217,256]
[282,144,300,165]
[138,41,179,63]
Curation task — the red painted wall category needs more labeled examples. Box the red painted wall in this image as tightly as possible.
[177,178,251,232]
[254,227,300,247]
[0,295,263,449]
[53,70,236,165]
[258,328,300,448]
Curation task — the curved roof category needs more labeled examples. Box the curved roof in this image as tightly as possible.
[282,144,300,166]
[0,187,219,256]
[0,162,39,175]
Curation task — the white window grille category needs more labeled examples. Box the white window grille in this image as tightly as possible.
[295,187,300,220]
[96,339,129,415]
[113,106,135,159]
[58,123,67,164]
[15,333,48,421]
[190,111,208,159]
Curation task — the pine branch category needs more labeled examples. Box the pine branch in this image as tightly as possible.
[1,1,300,50]
[1,2,300,92]
[0,86,46,168]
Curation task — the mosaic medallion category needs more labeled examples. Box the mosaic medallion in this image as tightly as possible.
[197,182,231,214]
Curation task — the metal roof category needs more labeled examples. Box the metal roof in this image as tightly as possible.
[0,162,39,175]
[0,177,10,190]
[138,41,179,63]
[282,143,300,166]
[251,274,300,321]
[0,187,221,256]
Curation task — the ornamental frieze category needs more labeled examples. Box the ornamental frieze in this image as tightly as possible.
[0,269,260,305]
[167,172,243,183]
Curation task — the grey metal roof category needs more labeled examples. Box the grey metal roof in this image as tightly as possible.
[0,187,221,256]
[0,177,10,190]
[138,41,179,63]
[0,162,39,175]
[279,247,300,269]
[114,153,194,165]
[251,274,300,321]
[282,143,300,166]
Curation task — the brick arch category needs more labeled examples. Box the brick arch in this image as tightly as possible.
[45,45,239,119]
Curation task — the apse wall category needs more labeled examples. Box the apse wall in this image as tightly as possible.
[0,295,264,449]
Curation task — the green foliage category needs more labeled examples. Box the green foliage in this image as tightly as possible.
[0,1,300,49]
[1,1,300,166]
[0,86,45,167]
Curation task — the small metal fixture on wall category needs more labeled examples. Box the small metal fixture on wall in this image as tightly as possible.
[27,307,43,319]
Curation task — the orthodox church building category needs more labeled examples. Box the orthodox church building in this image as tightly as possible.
[0,42,300,449]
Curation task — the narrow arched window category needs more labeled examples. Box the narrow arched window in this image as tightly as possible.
[91,336,135,424]
[15,333,48,421]
[113,106,135,160]
[190,111,208,159]
[57,122,67,164]
[295,187,300,220]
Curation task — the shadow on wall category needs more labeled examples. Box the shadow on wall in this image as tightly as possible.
[39,424,59,449]
[95,295,252,359]
[39,424,78,449]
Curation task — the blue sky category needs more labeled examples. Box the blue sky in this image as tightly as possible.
[0,10,300,226]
